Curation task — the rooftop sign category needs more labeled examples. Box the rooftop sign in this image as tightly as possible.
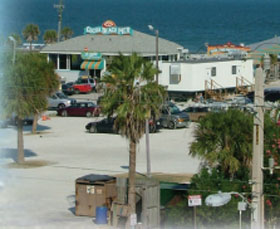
[84,20,133,36]
[81,52,102,60]
[207,42,251,55]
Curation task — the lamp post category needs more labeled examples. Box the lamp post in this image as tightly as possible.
[251,53,270,229]
[206,191,252,229]
[8,36,16,65]
[148,25,159,83]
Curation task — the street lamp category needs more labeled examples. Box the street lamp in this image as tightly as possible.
[206,191,252,229]
[8,36,16,65]
[148,25,159,83]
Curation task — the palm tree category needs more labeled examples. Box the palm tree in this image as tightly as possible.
[61,27,73,41]
[22,24,40,51]
[190,109,253,178]
[43,30,57,44]
[101,53,166,221]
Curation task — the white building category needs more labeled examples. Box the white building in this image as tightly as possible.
[40,20,182,83]
[158,56,254,94]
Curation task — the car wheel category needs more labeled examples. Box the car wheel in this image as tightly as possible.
[168,121,176,129]
[74,89,80,94]
[86,111,92,118]
[58,103,65,109]
[89,125,97,133]
[62,110,68,117]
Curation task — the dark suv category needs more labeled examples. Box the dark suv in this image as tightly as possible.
[160,102,189,129]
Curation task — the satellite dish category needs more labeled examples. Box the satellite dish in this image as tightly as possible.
[205,192,231,207]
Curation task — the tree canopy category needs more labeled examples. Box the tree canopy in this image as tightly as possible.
[190,109,253,177]
[0,52,59,163]
[22,24,40,50]
[43,30,57,44]
[61,27,73,41]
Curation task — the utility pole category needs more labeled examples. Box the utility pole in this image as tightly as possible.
[54,0,64,42]
[155,29,159,83]
[251,54,270,229]
[251,66,264,229]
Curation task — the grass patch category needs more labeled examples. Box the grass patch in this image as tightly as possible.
[3,160,55,169]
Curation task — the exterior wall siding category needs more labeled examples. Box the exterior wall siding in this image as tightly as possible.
[159,59,254,92]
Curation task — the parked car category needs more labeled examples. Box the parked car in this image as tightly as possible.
[9,115,34,126]
[225,96,252,106]
[247,87,280,103]
[62,82,74,95]
[73,77,95,94]
[182,106,209,122]
[57,102,101,117]
[55,91,76,104]
[86,116,161,134]
[47,94,72,110]
[160,102,189,129]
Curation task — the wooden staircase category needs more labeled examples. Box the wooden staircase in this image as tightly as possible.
[235,76,254,95]
[205,79,227,101]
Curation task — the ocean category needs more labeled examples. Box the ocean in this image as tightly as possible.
[1,0,280,51]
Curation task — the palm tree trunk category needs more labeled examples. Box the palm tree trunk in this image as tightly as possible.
[17,118,25,164]
[32,113,38,134]
[127,140,137,224]
[29,41,32,51]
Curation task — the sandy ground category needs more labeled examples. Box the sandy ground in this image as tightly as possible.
[0,114,201,229]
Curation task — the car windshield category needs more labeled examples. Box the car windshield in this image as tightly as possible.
[56,92,67,99]
[170,105,181,114]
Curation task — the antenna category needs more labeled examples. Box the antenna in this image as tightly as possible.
[54,0,64,42]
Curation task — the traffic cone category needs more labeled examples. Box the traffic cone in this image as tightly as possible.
[42,115,50,121]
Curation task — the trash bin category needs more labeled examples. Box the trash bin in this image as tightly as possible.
[75,174,116,217]
[95,206,108,224]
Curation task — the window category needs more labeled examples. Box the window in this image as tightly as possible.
[59,55,67,69]
[169,64,181,84]
[211,67,216,77]
[170,74,181,84]
[49,54,57,69]
[232,65,237,75]
[70,55,82,70]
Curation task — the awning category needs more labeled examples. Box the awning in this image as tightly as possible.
[80,59,104,70]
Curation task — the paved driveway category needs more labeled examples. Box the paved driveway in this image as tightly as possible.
[0,116,201,228]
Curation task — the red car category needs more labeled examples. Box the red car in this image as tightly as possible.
[73,78,94,94]
[57,102,100,117]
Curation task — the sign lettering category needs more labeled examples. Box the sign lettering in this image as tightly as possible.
[84,26,133,36]
[81,52,102,60]
[188,195,202,207]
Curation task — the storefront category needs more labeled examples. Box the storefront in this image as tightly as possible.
[41,20,183,83]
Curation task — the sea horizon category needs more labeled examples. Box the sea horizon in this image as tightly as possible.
[1,0,280,51]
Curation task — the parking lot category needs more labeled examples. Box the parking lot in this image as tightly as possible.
[0,108,200,228]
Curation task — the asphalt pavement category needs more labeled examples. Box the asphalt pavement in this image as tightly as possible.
[0,107,200,228]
